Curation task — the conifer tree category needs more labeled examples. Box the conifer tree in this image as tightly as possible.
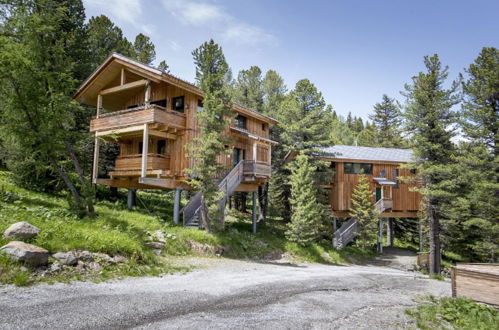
[286,153,324,245]
[369,94,403,147]
[350,175,378,249]
[402,54,460,274]
[189,40,232,232]
[234,66,264,112]
[133,33,155,65]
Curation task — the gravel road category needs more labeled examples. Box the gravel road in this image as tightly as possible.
[0,258,450,329]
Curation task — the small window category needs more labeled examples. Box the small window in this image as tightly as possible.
[235,114,247,129]
[138,142,143,154]
[261,123,266,131]
[410,168,417,175]
[380,170,386,177]
[344,162,373,175]
[197,99,203,112]
[157,140,166,154]
[151,99,166,108]
[172,96,184,112]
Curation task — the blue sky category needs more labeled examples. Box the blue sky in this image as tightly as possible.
[83,0,499,120]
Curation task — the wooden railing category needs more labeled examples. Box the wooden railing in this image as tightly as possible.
[90,104,186,132]
[333,217,358,249]
[374,198,393,213]
[243,160,271,177]
[114,154,170,171]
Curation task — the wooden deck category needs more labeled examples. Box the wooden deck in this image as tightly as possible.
[451,263,499,307]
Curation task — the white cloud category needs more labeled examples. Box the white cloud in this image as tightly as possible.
[83,0,148,33]
[162,0,276,46]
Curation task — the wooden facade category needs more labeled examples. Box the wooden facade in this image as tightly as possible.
[75,53,277,192]
[451,264,499,307]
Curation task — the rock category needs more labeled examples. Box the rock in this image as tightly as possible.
[111,255,127,264]
[3,222,40,240]
[88,262,102,272]
[76,260,85,271]
[151,230,167,243]
[145,242,165,249]
[49,261,62,272]
[52,252,78,266]
[0,241,49,266]
[92,253,113,263]
[152,249,162,256]
[187,241,230,256]
[76,250,93,262]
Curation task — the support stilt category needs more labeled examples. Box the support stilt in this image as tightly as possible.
[173,187,183,225]
[127,188,136,210]
[419,217,424,252]
[377,218,383,253]
[252,191,257,234]
[387,218,394,247]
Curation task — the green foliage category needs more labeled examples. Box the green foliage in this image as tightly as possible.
[406,296,499,330]
[189,40,232,231]
[234,66,265,112]
[285,153,324,245]
[350,175,378,249]
[132,33,156,65]
[369,94,404,147]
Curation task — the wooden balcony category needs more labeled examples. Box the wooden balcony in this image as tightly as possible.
[109,154,170,178]
[90,104,186,133]
[374,198,393,213]
[243,160,271,178]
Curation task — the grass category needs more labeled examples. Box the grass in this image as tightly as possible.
[406,296,499,329]
[0,170,376,286]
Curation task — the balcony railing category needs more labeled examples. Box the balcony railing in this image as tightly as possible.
[90,104,186,132]
[374,198,393,213]
[114,154,170,172]
[243,160,271,178]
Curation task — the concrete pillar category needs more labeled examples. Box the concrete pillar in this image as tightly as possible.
[387,218,394,247]
[252,191,257,234]
[127,189,136,210]
[173,187,183,225]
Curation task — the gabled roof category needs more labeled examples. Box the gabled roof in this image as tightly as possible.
[74,53,278,125]
[320,145,414,163]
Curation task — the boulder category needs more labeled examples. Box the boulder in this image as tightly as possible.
[145,242,165,249]
[76,250,93,262]
[52,252,78,266]
[88,262,102,272]
[92,253,113,263]
[0,241,49,266]
[111,255,127,264]
[3,222,40,240]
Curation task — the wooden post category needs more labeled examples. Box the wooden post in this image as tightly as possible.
[141,124,149,178]
[120,68,125,85]
[92,136,100,184]
[451,267,456,297]
[377,218,383,253]
[144,81,151,106]
[268,145,272,165]
[253,142,257,161]
[252,190,257,234]
[419,217,424,252]
[333,216,338,233]
[96,94,102,118]
[127,189,136,210]
[173,187,183,225]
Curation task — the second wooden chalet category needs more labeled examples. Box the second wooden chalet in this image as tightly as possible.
[74,53,278,228]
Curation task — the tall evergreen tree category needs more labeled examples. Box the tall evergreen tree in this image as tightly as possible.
[189,39,232,232]
[133,33,155,65]
[350,175,378,249]
[234,66,264,112]
[402,54,460,274]
[369,94,403,147]
[286,153,324,245]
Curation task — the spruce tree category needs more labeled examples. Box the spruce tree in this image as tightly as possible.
[286,153,324,245]
[350,175,378,249]
[133,33,155,65]
[402,54,460,274]
[234,66,264,112]
[369,94,403,147]
[190,40,232,232]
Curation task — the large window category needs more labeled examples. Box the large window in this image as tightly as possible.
[344,162,373,174]
[235,114,247,129]
[151,99,166,108]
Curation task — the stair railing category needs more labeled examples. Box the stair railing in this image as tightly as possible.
[333,217,358,249]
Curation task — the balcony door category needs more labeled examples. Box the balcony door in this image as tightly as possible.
[233,148,245,166]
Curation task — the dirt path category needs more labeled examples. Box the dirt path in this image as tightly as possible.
[0,258,449,329]
[369,247,418,271]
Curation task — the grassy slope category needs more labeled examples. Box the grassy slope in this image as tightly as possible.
[0,171,374,285]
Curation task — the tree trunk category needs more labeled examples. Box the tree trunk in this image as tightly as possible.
[419,217,424,252]
[48,156,83,207]
[110,187,119,201]
[257,184,268,223]
[64,141,95,216]
[428,204,441,275]
[199,198,211,233]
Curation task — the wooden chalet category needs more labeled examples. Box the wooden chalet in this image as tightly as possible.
[74,53,278,228]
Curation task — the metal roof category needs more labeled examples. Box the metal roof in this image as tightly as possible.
[320,145,414,163]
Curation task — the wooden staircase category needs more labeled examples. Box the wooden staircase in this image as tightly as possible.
[182,160,245,228]
[333,198,392,249]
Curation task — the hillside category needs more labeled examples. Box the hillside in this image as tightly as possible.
[0,171,374,286]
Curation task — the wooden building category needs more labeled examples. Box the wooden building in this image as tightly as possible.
[74,53,278,227]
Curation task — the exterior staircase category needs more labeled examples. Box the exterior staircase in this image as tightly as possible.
[333,198,393,249]
[182,160,245,228]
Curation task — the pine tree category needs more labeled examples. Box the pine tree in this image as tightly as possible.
[350,175,378,249]
[189,40,232,232]
[234,66,264,112]
[286,153,324,245]
[158,60,170,73]
[402,54,460,274]
[133,33,155,65]
[369,94,403,147]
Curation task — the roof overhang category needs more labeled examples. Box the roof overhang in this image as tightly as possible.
[230,126,279,145]
[373,177,397,185]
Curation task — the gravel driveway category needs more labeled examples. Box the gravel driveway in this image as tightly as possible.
[0,258,450,329]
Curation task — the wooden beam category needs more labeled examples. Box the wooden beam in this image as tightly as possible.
[95,126,177,140]
[92,137,100,183]
[100,79,148,96]
[122,66,161,83]
[96,178,161,190]
[234,183,259,192]
[138,177,181,189]
[120,68,125,85]
[144,81,151,106]
[253,142,257,161]
[96,94,102,118]
[141,124,149,178]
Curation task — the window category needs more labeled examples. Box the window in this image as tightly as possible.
[380,170,386,177]
[172,96,184,112]
[157,140,166,155]
[235,114,247,129]
[410,169,417,175]
[151,99,166,108]
[197,99,203,112]
[138,142,143,154]
[261,123,266,131]
[344,162,373,174]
